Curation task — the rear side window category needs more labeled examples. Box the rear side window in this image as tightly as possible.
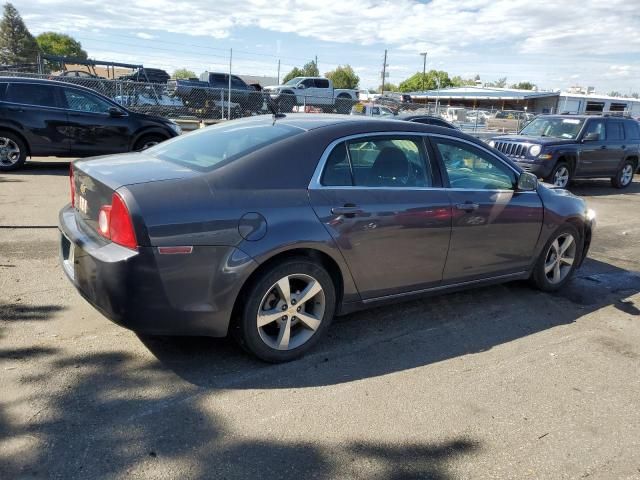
[314,79,330,88]
[623,120,640,140]
[608,121,625,140]
[5,83,59,108]
[322,136,433,188]
[149,121,302,171]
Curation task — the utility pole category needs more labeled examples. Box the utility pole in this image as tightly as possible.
[228,48,232,120]
[420,52,427,92]
[381,49,388,94]
[315,55,318,71]
[277,59,281,84]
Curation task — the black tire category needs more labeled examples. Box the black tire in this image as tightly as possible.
[335,96,354,114]
[277,93,296,113]
[530,224,582,292]
[611,159,635,189]
[232,258,336,363]
[545,162,571,188]
[133,134,167,151]
[0,130,27,171]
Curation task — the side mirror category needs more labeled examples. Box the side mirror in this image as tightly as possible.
[582,132,600,142]
[108,107,125,117]
[517,172,538,191]
[297,84,306,90]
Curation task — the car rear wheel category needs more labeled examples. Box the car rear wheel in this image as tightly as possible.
[234,258,336,363]
[0,132,27,171]
[133,134,166,151]
[530,225,582,292]
[611,160,635,189]
[547,162,571,188]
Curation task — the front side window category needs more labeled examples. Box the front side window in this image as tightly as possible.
[63,89,112,113]
[520,117,585,139]
[322,136,432,188]
[583,119,606,141]
[434,139,515,190]
[6,83,59,108]
[301,79,315,88]
[149,120,302,171]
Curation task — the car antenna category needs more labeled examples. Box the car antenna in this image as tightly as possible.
[266,97,286,124]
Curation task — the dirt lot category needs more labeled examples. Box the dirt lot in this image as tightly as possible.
[1,158,640,479]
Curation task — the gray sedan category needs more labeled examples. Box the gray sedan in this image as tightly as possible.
[59,114,595,362]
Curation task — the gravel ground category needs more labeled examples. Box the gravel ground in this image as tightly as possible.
[1,158,639,479]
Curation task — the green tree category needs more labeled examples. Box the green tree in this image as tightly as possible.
[36,32,87,59]
[302,60,319,77]
[398,70,453,92]
[608,91,622,98]
[172,68,196,79]
[282,66,305,83]
[378,83,399,92]
[510,81,536,90]
[0,3,39,65]
[486,77,507,88]
[325,64,359,89]
[631,92,639,99]
[451,75,477,87]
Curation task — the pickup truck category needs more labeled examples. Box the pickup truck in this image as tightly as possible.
[262,77,359,113]
[166,73,263,116]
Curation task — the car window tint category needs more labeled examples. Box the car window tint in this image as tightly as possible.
[346,137,432,187]
[6,83,58,107]
[301,79,315,88]
[321,142,352,186]
[624,120,640,140]
[608,121,624,140]
[314,79,330,88]
[149,121,302,171]
[435,139,515,190]
[63,89,111,113]
[583,119,606,141]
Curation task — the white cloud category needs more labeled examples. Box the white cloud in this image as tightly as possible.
[136,32,155,40]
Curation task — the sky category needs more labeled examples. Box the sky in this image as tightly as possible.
[16,0,640,94]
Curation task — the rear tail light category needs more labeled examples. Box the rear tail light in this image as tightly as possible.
[70,163,76,207]
[97,192,137,250]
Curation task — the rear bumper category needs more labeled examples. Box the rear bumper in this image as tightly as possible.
[59,205,257,336]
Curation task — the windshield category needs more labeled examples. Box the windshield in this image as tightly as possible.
[148,121,302,171]
[520,117,585,139]
[284,77,303,86]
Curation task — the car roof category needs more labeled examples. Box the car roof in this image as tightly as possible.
[395,113,449,121]
[540,114,632,121]
[0,76,107,96]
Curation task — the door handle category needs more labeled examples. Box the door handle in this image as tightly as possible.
[7,107,23,112]
[621,145,626,150]
[600,145,607,150]
[331,205,363,217]
[455,202,480,212]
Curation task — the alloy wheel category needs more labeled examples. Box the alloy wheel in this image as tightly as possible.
[544,232,576,284]
[553,166,570,188]
[257,274,326,351]
[620,164,634,186]
[0,137,21,167]
[141,141,159,150]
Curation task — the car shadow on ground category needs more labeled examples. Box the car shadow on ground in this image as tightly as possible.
[2,159,70,177]
[139,257,640,391]
[569,176,640,197]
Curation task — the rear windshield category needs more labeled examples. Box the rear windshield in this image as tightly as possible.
[148,121,302,171]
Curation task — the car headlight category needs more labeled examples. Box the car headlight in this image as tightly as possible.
[487,140,495,147]
[587,209,596,221]
[168,121,182,135]
[529,144,542,157]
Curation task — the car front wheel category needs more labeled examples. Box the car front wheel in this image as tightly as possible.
[234,258,336,363]
[611,160,635,189]
[547,162,571,188]
[531,225,582,292]
[0,131,27,171]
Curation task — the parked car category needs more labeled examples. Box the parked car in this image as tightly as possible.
[263,77,358,113]
[350,103,396,117]
[0,77,181,171]
[59,114,594,362]
[396,113,457,129]
[489,114,640,188]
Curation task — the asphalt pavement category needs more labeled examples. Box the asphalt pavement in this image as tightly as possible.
[1,157,639,479]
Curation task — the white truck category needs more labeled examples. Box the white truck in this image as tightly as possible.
[263,77,359,113]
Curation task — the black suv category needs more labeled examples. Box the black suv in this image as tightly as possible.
[489,115,640,188]
[0,77,181,171]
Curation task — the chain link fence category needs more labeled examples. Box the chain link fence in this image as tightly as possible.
[0,71,539,137]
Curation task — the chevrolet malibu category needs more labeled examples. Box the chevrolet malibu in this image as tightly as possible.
[59,115,595,362]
